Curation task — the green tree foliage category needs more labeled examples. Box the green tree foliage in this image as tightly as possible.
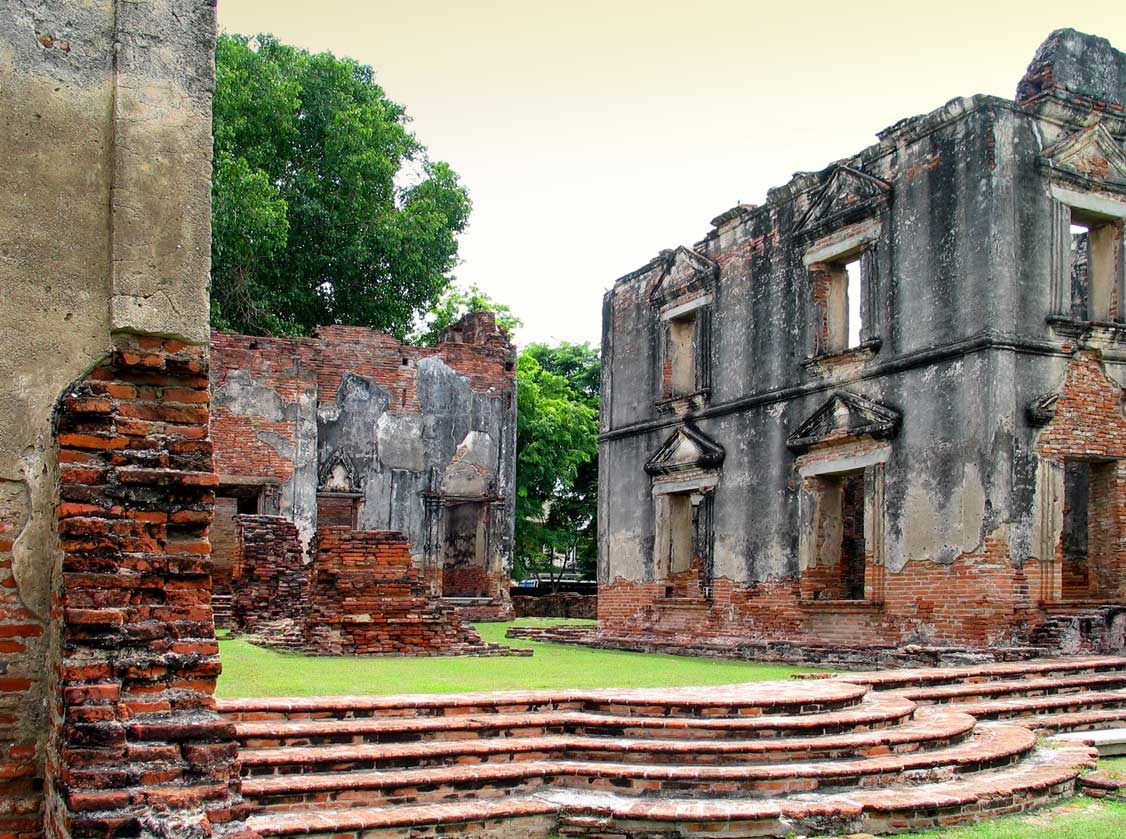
[409,284,522,346]
[211,34,471,336]
[515,343,601,583]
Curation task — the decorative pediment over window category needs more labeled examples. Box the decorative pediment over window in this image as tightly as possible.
[319,450,363,493]
[1039,120,1126,190]
[649,246,719,309]
[787,392,900,452]
[645,424,725,477]
[795,165,891,239]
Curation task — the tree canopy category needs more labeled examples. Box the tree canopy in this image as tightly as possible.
[409,283,522,346]
[211,34,471,337]
[514,342,600,583]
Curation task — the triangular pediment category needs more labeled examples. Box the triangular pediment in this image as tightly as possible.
[650,246,719,308]
[1040,121,1126,188]
[646,424,725,476]
[795,165,891,238]
[787,392,900,452]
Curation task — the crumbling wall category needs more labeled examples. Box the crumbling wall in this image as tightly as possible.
[231,516,308,643]
[0,1,253,834]
[303,528,506,656]
[598,29,1126,656]
[210,313,518,617]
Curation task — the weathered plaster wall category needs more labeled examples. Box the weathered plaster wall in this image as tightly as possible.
[599,29,1126,653]
[0,1,252,835]
[210,314,518,606]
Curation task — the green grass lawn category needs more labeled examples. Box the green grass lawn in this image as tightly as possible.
[855,795,1126,839]
[216,617,823,697]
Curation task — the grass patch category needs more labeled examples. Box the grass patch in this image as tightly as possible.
[1100,755,1126,779]
[849,795,1126,838]
[216,618,824,697]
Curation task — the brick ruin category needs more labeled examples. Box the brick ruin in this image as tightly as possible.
[597,28,1126,664]
[3,7,1126,838]
[303,529,516,656]
[229,517,516,656]
[209,319,518,626]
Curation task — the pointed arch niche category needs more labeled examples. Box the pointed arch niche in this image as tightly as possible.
[788,392,901,607]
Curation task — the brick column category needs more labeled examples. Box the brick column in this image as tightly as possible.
[45,337,254,838]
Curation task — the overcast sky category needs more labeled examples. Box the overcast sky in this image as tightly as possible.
[216,1,1124,348]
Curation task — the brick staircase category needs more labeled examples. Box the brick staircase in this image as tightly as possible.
[215,657,1126,838]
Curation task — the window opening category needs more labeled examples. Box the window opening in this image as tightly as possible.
[1069,210,1118,321]
[661,491,711,598]
[667,312,697,396]
[845,258,863,349]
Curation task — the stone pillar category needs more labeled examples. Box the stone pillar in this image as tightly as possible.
[0,0,254,835]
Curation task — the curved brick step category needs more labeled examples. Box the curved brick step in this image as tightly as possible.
[246,744,1095,837]
[893,671,1126,704]
[547,744,1094,837]
[249,796,560,838]
[241,722,1034,807]
[238,708,973,778]
[551,723,1035,798]
[219,679,867,722]
[232,692,918,748]
[1031,707,1126,733]
[955,688,1126,723]
[817,655,1126,691]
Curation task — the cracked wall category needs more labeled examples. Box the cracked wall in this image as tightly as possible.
[210,314,518,618]
[0,1,251,835]
[599,29,1126,655]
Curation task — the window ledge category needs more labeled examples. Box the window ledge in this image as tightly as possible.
[1046,316,1126,344]
[799,598,884,612]
[802,338,882,372]
[655,389,711,414]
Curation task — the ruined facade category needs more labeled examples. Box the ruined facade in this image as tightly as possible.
[210,316,518,621]
[0,1,252,835]
[598,29,1126,659]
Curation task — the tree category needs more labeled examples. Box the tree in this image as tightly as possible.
[409,283,522,346]
[211,34,471,337]
[514,343,601,585]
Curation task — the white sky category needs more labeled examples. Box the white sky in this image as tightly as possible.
[216,1,1125,348]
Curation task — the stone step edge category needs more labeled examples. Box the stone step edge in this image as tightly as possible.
[217,680,866,718]
[237,708,974,765]
[232,693,918,741]
[957,688,1126,717]
[818,656,1126,690]
[245,744,1094,836]
[240,722,1032,794]
[541,743,1095,821]
[894,671,1126,702]
[239,711,977,761]
[249,796,558,836]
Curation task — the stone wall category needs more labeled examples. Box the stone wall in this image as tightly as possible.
[597,29,1126,655]
[513,593,598,620]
